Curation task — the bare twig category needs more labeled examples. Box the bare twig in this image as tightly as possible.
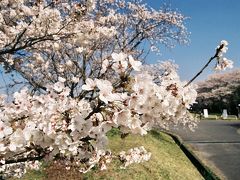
[184,56,216,87]
[184,44,224,87]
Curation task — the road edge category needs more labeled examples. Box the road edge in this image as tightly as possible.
[158,130,221,180]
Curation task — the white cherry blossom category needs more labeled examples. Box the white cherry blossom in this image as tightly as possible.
[96,79,114,104]
[119,146,151,168]
[101,59,109,74]
[9,129,26,152]
[82,78,96,91]
[129,55,142,71]
[0,121,13,139]
[215,57,233,71]
[72,77,79,83]
[221,40,228,46]
[112,52,128,73]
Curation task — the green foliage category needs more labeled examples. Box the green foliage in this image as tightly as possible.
[106,128,121,137]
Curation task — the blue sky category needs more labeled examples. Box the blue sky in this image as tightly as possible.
[1,0,239,92]
[145,0,240,81]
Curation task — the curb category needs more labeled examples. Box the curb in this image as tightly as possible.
[159,130,220,180]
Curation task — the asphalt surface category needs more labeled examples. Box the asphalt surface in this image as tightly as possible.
[171,120,240,180]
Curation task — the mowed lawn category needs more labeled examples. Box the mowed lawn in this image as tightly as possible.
[18,130,203,180]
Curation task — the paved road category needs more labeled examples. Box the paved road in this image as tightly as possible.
[171,120,240,180]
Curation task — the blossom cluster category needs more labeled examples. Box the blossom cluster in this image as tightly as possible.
[0,52,198,178]
[0,160,41,179]
[0,0,198,178]
[215,40,233,71]
[119,146,151,168]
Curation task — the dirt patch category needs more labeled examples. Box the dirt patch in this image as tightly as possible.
[44,161,84,180]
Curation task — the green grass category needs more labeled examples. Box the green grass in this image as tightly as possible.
[18,130,203,180]
[203,114,218,120]
[203,115,239,120]
[191,113,239,120]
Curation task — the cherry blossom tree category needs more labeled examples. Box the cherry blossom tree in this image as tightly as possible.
[194,69,240,115]
[0,0,227,178]
[0,0,189,94]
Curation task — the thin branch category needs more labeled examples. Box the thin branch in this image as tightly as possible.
[184,56,216,87]
[184,44,224,87]
[1,155,45,166]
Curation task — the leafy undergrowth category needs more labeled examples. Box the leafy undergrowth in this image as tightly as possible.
[17,130,203,180]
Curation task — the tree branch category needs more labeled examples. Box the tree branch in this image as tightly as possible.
[184,56,216,87]
[184,44,224,87]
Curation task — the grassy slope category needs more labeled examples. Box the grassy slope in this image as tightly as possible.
[19,130,203,180]
[84,130,203,180]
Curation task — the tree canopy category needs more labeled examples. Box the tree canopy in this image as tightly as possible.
[193,69,240,115]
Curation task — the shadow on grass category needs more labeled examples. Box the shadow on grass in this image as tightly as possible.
[149,130,175,145]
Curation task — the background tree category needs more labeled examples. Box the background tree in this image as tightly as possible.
[193,69,240,115]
